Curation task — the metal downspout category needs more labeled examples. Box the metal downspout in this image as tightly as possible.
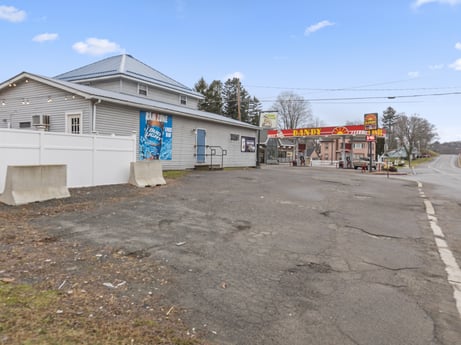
[92,99,101,133]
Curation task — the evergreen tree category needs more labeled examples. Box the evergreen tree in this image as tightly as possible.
[193,78,224,114]
[195,77,260,124]
[206,80,224,114]
[248,96,263,126]
[382,106,398,150]
[194,77,208,111]
[222,78,242,120]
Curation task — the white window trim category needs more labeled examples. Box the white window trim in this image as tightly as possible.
[138,83,148,96]
[65,111,83,134]
[179,94,187,105]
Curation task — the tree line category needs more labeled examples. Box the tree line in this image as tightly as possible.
[194,78,319,128]
[194,77,262,126]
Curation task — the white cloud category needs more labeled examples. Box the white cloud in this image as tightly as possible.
[455,42,461,50]
[413,0,461,8]
[449,58,461,70]
[72,38,123,56]
[33,33,58,43]
[429,64,444,70]
[0,5,26,22]
[304,20,335,36]
[408,71,420,78]
[224,72,244,81]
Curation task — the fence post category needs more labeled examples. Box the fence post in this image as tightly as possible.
[38,131,45,165]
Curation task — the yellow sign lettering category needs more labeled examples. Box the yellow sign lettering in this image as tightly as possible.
[293,128,321,136]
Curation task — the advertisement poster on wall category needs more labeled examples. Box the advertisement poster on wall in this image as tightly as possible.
[241,136,256,152]
[139,111,173,160]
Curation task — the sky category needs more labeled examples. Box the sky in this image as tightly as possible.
[1,0,461,143]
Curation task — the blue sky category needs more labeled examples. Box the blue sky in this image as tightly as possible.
[1,0,461,142]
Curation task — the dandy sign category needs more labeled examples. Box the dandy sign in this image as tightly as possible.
[267,125,386,138]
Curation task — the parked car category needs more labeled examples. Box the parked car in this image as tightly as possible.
[352,158,377,170]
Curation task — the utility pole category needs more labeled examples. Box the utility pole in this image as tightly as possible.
[237,82,241,121]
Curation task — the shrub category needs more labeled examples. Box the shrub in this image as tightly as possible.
[382,165,398,172]
[388,166,398,172]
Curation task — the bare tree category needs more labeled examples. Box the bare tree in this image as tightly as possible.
[272,91,313,129]
[394,114,438,167]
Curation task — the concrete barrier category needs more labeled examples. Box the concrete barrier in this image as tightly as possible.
[128,160,166,187]
[0,165,70,206]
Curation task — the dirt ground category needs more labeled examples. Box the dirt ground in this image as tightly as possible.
[0,180,209,345]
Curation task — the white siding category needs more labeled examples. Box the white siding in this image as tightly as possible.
[93,102,138,136]
[163,117,257,170]
[93,104,257,169]
[86,79,122,93]
[120,79,199,109]
[0,80,92,133]
[73,78,200,110]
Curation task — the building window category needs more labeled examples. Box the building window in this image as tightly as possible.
[66,113,82,134]
[353,143,364,149]
[138,84,148,96]
[180,95,187,105]
[19,121,31,128]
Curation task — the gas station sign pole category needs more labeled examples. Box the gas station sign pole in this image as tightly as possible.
[364,113,378,172]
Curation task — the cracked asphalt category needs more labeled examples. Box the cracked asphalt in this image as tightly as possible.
[34,165,461,345]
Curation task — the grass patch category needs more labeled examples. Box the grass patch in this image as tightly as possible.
[223,166,254,171]
[163,170,191,179]
[0,281,203,345]
[405,156,435,167]
[0,282,60,342]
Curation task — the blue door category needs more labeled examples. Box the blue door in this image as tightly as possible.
[196,129,206,163]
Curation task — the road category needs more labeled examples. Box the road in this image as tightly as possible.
[400,154,461,326]
[406,154,461,201]
[35,163,461,345]
[401,155,461,262]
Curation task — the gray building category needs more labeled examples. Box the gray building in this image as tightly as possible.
[0,54,259,170]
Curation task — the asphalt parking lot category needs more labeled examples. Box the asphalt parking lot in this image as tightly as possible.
[33,165,461,345]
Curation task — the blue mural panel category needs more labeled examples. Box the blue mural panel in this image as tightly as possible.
[139,111,173,160]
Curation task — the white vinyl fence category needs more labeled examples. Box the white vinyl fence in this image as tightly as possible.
[0,128,137,192]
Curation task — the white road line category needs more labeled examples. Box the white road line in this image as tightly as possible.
[418,181,461,317]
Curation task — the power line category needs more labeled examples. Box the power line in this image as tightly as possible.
[256,90,461,103]
[246,82,461,93]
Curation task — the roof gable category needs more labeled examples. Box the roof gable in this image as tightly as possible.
[54,54,198,96]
